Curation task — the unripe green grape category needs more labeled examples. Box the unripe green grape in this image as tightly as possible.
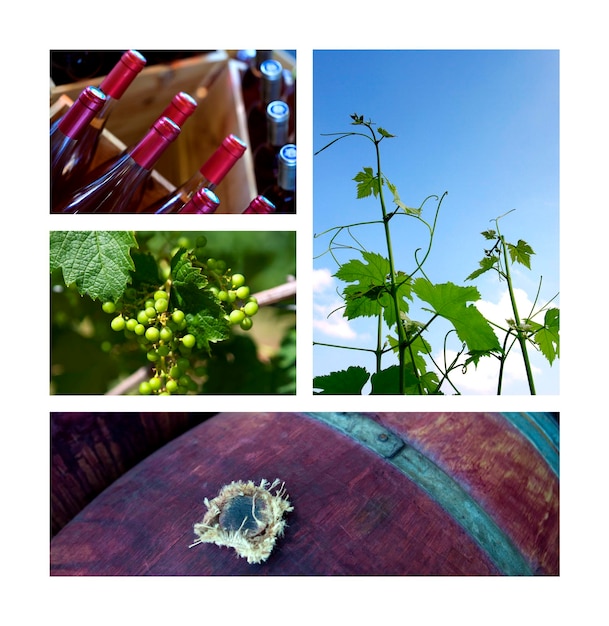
[169,365,182,379]
[159,326,173,342]
[178,236,191,249]
[231,273,245,289]
[145,327,160,343]
[217,290,228,301]
[229,309,246,325]
[155,298,169,313]
[194,366,206,377]
[102,301,116,314]
[149,377,162,392]
[146,350,159,362]
[178,375,192,388]
[139,381,152,395]
[176,357,190,371]
[215,259,227,273]
[111,315,126,331]
[235,285,250,300]
[243,300,259,317]
[194,247,207,259]
[207,258,217,269]
[145,306,157,319]
[166,379,179,394]
[134,323,146,336]
[137,310,149,325]
[196,235,207,248]
[157,345,170,357]
[171,309,185,324]
[153,290,167,301]
[125,318,139,332]
[145,299,155,309]
[240,317,253,331]
[227,290,237,303]
[182,334,196,349]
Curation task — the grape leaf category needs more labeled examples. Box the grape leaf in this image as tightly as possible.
[465,255,499,281]
[49,231,138,302]
[353,167,380,198]
[507,239,535,269]
[412,279,501,352]
[313,366,370,394]
[377,127,396,138]
[336,251,390,319]
[528,308,560,365]
[384,175,421,216]
[170,250,229,353]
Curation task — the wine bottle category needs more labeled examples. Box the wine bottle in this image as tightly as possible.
[51,86,107,206]
[179,187,220,214]
[253,100,290,193]
[240,50,273,113]
[50,50,147,198]
[243,195,276,214]
[54,117,181,214]
[139,134,247,214]
[246,58,283,153]
[158,91,198,127]
[261,144,296,214]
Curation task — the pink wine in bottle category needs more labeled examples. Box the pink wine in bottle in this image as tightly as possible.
[243,195,276,214]
[50,50,147,198]
[140,134,247,214]
[179,187,220,214]
[51,86,107,207]
[54,117,181,214]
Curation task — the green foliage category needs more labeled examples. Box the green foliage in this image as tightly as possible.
[51,231,296,395]
[314,113,559,395]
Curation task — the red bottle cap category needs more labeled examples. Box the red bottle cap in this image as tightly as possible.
[181,187,220,214]
[58,86,107,139]
[99,50,147,99]
[244,195,276,214]
[130,117,180,169]
[161,92,198,127]
[199,134,247,184]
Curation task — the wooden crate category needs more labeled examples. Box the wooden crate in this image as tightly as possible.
[50,51,257,213]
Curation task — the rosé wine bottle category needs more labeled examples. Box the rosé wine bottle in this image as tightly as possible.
[53,117,181,214]
[179,187,220,214]
[139,134,247,214]
[243,195,276,214]
[51,86,107,207]
[246,58,283,153]
[50,50,147,200]
[253,100,290,193]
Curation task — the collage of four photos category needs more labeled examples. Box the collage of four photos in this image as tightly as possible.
[49,49,560,578]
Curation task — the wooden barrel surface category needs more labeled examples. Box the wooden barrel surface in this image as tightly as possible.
[50,411,559,576]
[50,412,215,536]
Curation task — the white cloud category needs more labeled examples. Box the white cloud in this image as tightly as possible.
[313,267,357,339]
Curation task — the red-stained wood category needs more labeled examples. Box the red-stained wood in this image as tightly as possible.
[50,411,557,576]
[50,412,216,536]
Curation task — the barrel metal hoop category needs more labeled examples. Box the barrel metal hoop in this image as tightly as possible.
[304,411,535,576]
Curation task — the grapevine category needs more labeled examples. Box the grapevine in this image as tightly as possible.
[50,231,281,395]
[101,236,259,395]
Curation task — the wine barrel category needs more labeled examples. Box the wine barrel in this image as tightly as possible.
[50,411,216,536]
[50,411,558,575]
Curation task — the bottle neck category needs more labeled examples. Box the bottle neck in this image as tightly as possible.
[180,187,220,214]
[277,144,296,191]
[198,135,247,187]
[129,117,181,170]
[160,92,198,127]
[99,49,146,99]
[56,86,107,139]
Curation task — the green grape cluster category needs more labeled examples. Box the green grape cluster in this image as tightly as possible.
[101,236,259,395]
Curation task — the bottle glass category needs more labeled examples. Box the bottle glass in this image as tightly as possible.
[243,195,276,214]
[50,50,147,197]
[179,187,220,214]
[261,143,296,214]
[53,117,180,214]
[246,58,283,153]
[51,86,107,207]
[241,50,273,114]
[140,134,247,214]
[253,100,290,193]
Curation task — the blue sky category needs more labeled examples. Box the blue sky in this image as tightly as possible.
[312,50,560,395]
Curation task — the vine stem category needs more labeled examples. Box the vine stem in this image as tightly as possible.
[105,279,297,396]
[499,235,536,394]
